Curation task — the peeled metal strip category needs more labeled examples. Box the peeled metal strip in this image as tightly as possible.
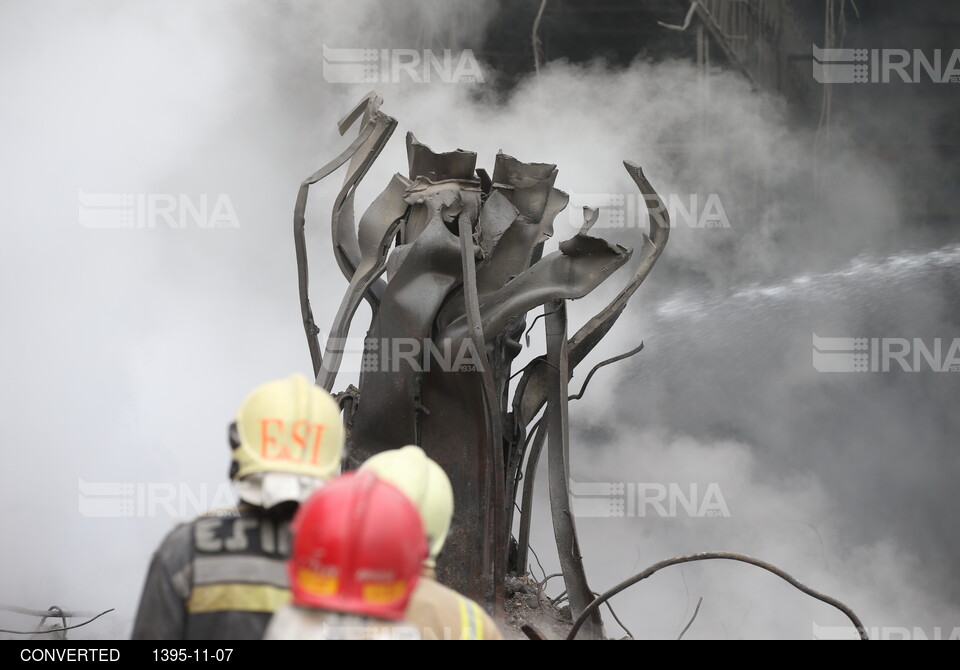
[348,189,481,462]
[331,110,398,306]
[515,161,671,430]
[457,211,505,610]
[440,234,632,353]
[406,131,477,182]
[316,173,412,390]
[435,183,567,332]
[544,301,603,639]
[294,104,382,377]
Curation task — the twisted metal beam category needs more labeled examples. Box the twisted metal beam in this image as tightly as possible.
[545,300,602,639]
[567,552,868,640]
[515,417,546,574]
[0,608,114,636]
[458,213,506,609]
[331,100,398,297]
[316,173,411,390]
[294,107,379,377]
[516,161,671,430]
[568,342,645,401]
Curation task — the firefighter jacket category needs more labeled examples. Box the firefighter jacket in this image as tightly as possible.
[264,606,420,640]
[405,569,504,640]
[131,502,294,639]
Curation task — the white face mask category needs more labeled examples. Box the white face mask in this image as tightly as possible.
[233,471,328,509]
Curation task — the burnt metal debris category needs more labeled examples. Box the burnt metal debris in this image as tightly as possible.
[295,92,669,639]
[0,604,115,638]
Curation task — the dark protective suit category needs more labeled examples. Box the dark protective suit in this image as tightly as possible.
[131,503,295,640]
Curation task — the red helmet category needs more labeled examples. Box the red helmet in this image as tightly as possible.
[289,471,428,620]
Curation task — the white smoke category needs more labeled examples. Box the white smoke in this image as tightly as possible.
[0,0,956,639]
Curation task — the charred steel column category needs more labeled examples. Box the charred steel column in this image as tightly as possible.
[295,94,669,627]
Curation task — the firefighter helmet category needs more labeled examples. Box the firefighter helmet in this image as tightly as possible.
[359,445,454,567]
[289,471,427,620]
[229,374,344,507]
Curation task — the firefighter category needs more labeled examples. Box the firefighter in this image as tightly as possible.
[360,445,504,640]
[131,374,344,639]
[264,471,427,640]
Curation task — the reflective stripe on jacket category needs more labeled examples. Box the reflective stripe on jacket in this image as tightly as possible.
[405,571,503,640]
[132,503,294,640]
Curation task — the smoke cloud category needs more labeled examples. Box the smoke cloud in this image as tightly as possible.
[1,0,956,639]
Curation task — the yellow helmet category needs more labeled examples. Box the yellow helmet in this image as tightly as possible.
[230,374,344,485]
[359,445,454,567]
